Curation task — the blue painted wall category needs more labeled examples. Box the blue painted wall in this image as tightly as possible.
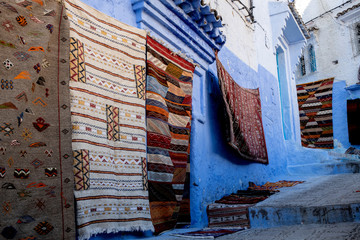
[333,81,351,149]
[81,0,137,26]
[189,46,295,227]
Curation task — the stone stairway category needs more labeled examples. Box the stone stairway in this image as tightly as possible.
[249,173,360,229]
[216,222,360,240]
[288,161,360,176]
[147,173,360,239]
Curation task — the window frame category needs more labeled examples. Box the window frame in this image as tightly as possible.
[300,55,306,76]
[309,44,317,72]
[356,23,360,55]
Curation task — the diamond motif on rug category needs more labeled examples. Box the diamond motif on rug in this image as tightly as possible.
[31,159,43,168]
[34,221,53,235]
[296,78,334,149]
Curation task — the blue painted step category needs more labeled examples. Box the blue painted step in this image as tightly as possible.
[249,173,360,228]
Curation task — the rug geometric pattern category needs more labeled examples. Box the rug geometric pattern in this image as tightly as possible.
[296,78,334,149]
[146,35,194,234]
[64,0,153,239]
[216,53,268,163]
[0,1,75,239]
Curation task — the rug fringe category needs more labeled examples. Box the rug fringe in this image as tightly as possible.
[77,224,155,240]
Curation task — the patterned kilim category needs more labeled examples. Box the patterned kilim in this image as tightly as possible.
[0,1,75,239]
[208,189,273,228]
[146,36,194,234]
[171,228,246,238]
[64,0,153,239]
[347,99,360,145]
[215,194,269,204]
[248,180,304,192]
[296,78,334,149]
[215,53,268,164]
[207,203,253,228]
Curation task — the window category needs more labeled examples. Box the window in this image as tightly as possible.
[356,23,360,54]
[300,55,306,76]
[309,44,317,72]
[276,47,293,140]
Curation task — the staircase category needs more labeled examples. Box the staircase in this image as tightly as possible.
[249,173,360,228]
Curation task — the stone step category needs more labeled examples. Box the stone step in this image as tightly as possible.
[216,222,360,240]
[249,173,360,228]
[288,161,360,176]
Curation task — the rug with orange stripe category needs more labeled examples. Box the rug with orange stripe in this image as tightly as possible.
[64,0,153,239]
[296,78,334,149]
[215,53,268,164]
[146,36,194,234]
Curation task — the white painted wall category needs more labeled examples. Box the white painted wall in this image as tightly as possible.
[254,0,278,76]
[295,0,360,86]
[204,0,278,77]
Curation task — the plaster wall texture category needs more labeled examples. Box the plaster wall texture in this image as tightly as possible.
[81,0,137,26]
[295,0,360,86]
[204,0,279,76]
[205,0,258,72]
[296,0,360,22]
[254,0,278,75]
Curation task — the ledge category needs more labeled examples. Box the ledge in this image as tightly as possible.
[131,0,225,68]
[345,84,360,91]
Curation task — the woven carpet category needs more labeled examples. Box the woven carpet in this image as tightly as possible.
[146,36,194,234]
[0,1,75,239]
[215,53,268,164]
[215,194,269,204]
[347,99,360,145]
[64,0,153,239]
[296,78,334,149]
[171,228,245,239]
[208,189,273,228]
[248,180,304,192]
[346,147,360,155]
[207,203,254,228]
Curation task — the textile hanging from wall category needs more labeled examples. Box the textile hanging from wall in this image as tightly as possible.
[146,36,194,234]
[64,0,153,239]
[215,53,268,164]
[0,1,75,239]
[347,99,360,145]
[296,78,334,149]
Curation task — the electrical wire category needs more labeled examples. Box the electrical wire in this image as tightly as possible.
[305,0,354,24]
[317,0,359,31]
[222,0,255,30]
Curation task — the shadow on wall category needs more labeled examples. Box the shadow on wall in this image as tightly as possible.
[207,71,255,166]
